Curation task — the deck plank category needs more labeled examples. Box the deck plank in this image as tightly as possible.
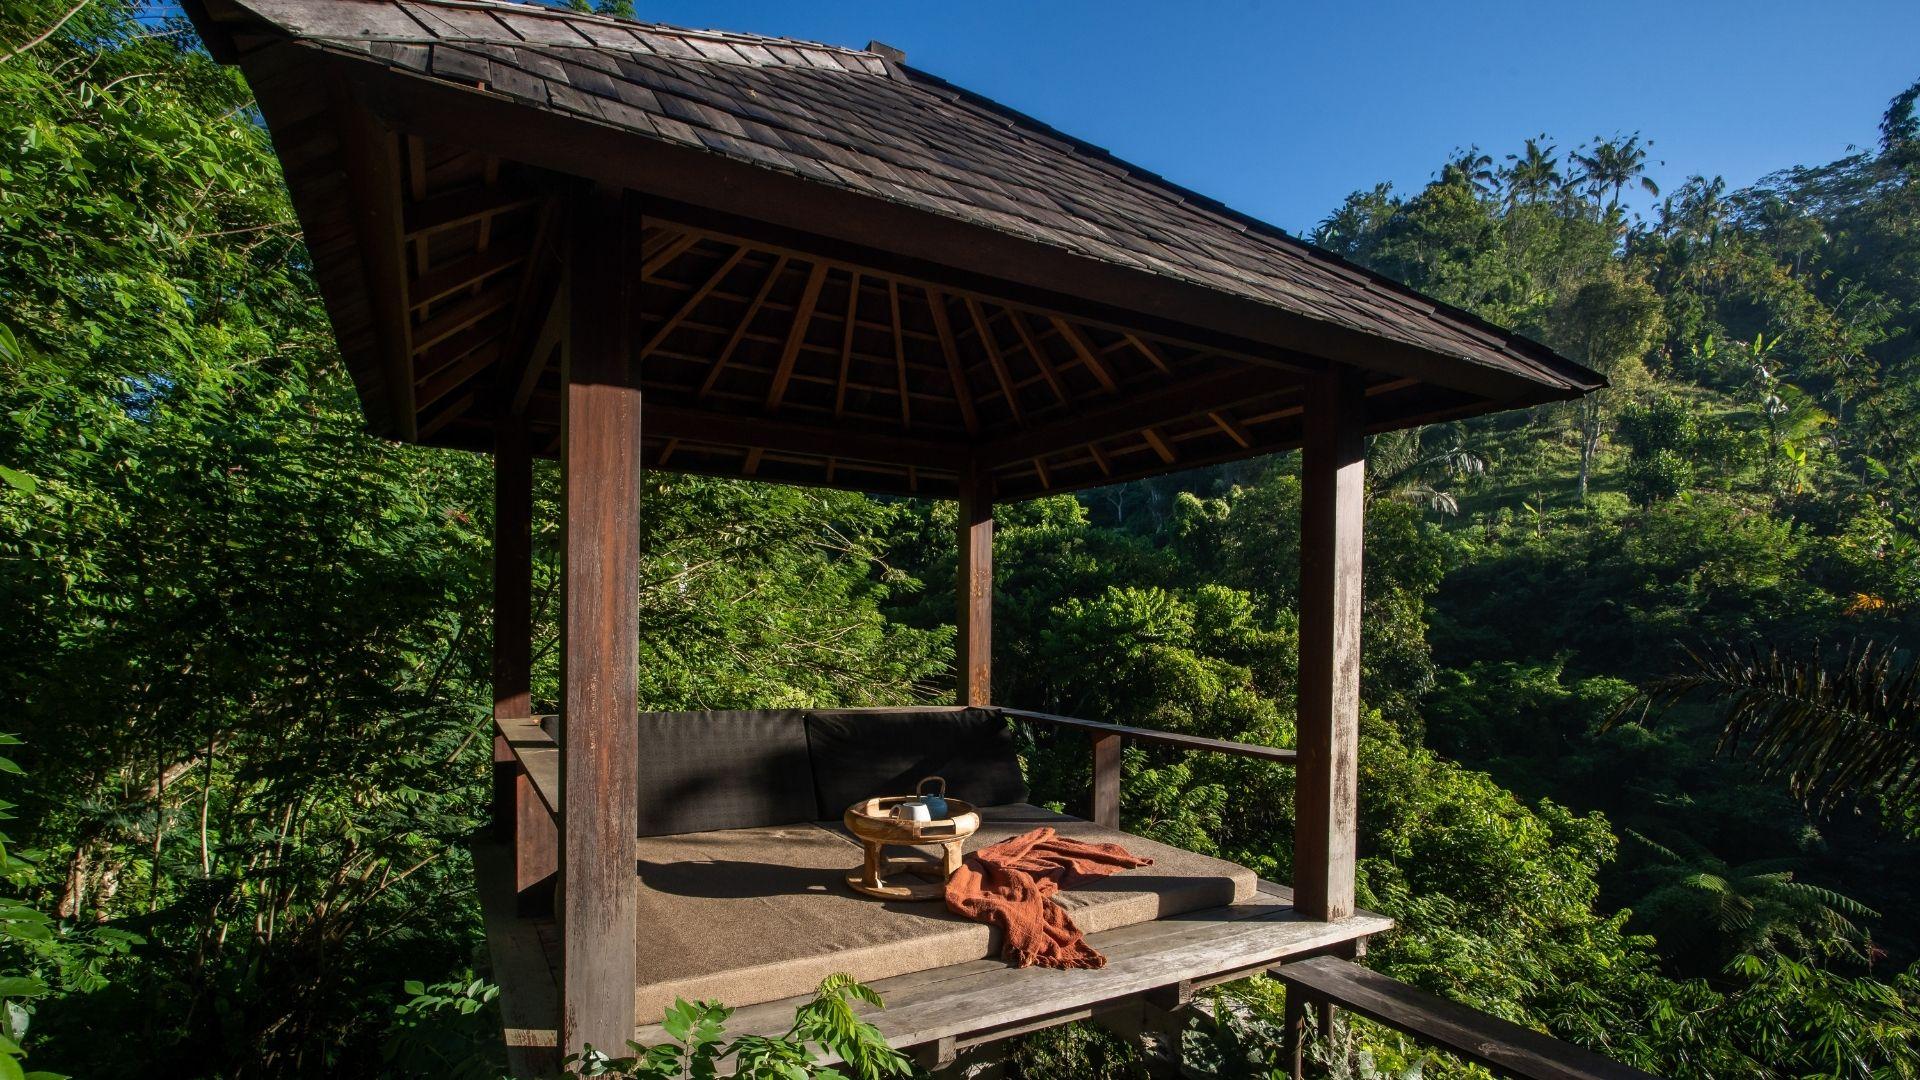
[632,895,1388,1054]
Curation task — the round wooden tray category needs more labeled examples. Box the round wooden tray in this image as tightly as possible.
[842,785,980,901]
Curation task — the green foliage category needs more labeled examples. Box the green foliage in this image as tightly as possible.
[1631,640,1920,825]
[568,975,913,1080]
[383,974,506,1080]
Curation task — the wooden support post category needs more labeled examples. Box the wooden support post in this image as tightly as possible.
[1283,987,1309,1080]
[1090,732,1121,829]
[493,416,557,910]
[956,462,993,706]
[558,186,642,1058]
[1293,365,1365,923]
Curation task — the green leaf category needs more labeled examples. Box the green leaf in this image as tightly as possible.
[0,468,32,496]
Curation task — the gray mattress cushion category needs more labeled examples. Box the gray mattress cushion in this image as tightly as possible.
[636,710,817,836]
[805,707,1027,819]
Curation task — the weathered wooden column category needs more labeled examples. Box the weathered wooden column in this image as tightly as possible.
[956,461,993,706]
[558,185,642,1056]
[493,414,556,907]
[1293,365,1365,922]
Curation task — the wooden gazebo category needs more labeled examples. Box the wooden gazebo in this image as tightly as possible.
[183,1,1625,1075]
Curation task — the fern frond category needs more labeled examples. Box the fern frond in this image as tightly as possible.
[1626,639,1920,817]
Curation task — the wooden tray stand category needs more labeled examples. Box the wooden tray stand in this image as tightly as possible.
[842,778,981,901]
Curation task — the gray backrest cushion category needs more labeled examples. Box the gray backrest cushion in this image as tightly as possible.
[636,711,818,837]
[805,708,1028,819]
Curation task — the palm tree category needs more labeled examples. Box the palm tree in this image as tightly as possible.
[1625,829,1877,968]
[1367,426,1485,516]
[1572,133,1662,210]
[1439,145,1498,199]
[1624,639,1920,822]
[1503,136,1562,208]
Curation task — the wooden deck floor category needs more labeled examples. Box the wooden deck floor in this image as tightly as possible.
[473,839,1390,1076]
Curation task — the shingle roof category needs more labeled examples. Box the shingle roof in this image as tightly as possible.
[199,0,1599,399]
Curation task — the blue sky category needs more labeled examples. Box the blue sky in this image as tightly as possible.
[623,0,1919,235]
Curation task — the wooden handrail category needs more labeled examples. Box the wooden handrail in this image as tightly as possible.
[998,707,1299,764]
[1273,956,1661,1080]
[494,715,562,819]
[998,706,1295,831]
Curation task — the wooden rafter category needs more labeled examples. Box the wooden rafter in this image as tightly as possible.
[418,342,503,411]
[888,280,910,427]
[1209,410,1252,448]
[337,87,417,440]
[412,282,514,354]
[1125,332,1173,374]
[402,183,536,239]
[640,232,699,279]
[1005,311,1066,405]
[925,288,978,435]
[510,268,566,415]
[979,366,1298,469]
[410,247,527,312]
[699,254,788,400]
[836,270,860,418]
[641,245,747,358]
[962,296,1023,425]
[1050,317,1118,394]
[1141,426,1177,464]
[766,262,829,412]
[645,404,951,468]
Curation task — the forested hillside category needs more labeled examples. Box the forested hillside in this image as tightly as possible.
[2,3,1917,1076]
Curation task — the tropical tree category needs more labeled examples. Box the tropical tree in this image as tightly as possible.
[1573,133,1662,211]
[1367,426,1486,516]
[1546,268,1664,502]
[1503,136,1563,207]
[1627,639,1920,833]
[1440,145,1499,199]
[1624,829,1877,972]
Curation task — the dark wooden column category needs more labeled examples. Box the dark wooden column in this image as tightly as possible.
[492,415,556,904]
[1293,365,1365,922]
[558,186,641,1056]
[956,461,993,706]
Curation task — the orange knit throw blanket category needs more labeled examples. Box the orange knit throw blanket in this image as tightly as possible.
[944,827,1153,969]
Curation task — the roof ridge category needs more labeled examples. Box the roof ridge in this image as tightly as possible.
[420,0,889,63]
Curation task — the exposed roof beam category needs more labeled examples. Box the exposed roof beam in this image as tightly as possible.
[1051,317,1117,393]
[766,262,829,411]
[888,280,911,427]
[962,296,1022,426]
[336,85,417,440]
[402,183,537,240]
[699,254,788,400]
[924,288,978,435]
[410,247,527,312]
[979,366,1300,469]
[643,404,952,468]
[641,245,747,358]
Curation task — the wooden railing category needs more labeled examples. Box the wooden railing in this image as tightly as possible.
[998,706,1297,830]
[1273,956,1661,1080]
[494,714,559,912]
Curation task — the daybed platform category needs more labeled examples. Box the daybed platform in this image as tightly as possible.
[477,836,1389,1072]
[479,707,1390,1073]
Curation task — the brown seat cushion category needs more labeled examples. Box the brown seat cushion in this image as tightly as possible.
[628,805,1256,1022]
[805,708,1027,819]
[636,711,817,837]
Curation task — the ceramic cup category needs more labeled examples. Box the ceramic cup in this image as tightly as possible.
[891,799,934,822]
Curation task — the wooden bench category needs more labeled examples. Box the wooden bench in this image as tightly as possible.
[1272,956,1661,1080]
